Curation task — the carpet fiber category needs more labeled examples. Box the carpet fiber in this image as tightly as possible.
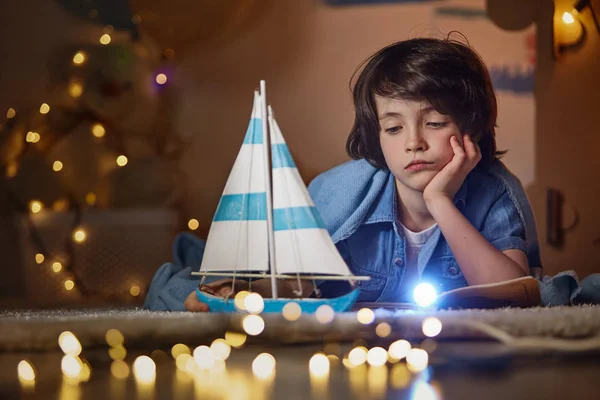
[2,306,600,352]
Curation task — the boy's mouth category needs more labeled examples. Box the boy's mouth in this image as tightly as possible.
[405,160,434,170]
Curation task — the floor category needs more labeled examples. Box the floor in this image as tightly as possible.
[2,341,600,400]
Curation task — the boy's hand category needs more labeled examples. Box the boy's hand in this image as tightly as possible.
[423,134,481,206]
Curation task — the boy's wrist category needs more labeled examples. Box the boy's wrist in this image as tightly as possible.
[424,195,455,215]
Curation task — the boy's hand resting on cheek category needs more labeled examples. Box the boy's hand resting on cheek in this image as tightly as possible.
[184,278,315,312]
[423,134,481,207]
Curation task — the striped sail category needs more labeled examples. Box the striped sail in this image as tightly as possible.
[200,92,269,272]
[269,109,354,276]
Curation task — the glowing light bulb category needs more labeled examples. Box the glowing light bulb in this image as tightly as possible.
[282,302,302,321]
[252,353,275,379]
[413,283,437,307]
[356,308,375,324]
[210,339,231,361]
[92,123,105,138]
[61,355,82,378]
[406,348,428,373]
[389,339,411,360]
[30,201,43,213]
[35,253,45,264]
[155,73,167,85]
[58,331,82,356]
[422,317,443,338]
[367,347,388,367]
[52,262,62,273]
[73,52,86,65]
[309,353,330,377]
[193,345,215,370]
[130,285,141,296]
[53,161,63,172]
[116,155,128,166]
[562,11,575,24]
[348,346,368,366]
[133,356,156,382]
[39,103,50,114]
[64,279,75,291]
[7,108,16,118]
[99,34,111,45]
[73,229,86,242]
[18,360,35,381]
[105,329,124,347]
[242,314,265,336]
[26,131,41,143]
[244,292,264,314]
[187,218,199,230]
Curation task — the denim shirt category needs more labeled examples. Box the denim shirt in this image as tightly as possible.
[307,159,541,303]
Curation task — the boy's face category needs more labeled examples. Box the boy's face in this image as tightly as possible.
[376,96,463,193]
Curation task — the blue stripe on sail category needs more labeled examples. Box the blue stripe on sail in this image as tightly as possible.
[242,118,263,145]
[214,193,267,221]
[273,206,325,231]
[271,143,296,169]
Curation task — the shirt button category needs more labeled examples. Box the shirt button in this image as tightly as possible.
[394,258,403,266]
[448,266,459,276]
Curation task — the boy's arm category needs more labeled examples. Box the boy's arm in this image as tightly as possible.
[426,196,528,286]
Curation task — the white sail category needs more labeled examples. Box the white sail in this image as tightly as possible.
[268,109,354,277]
[199,92,269,272]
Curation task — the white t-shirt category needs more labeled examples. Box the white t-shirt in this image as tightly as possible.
[398,222,438,294]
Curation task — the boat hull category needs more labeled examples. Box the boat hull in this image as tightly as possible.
[195,287,360,313]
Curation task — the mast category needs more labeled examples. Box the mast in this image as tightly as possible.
[260,80,278,299]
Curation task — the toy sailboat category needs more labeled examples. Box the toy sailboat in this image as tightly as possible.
[192,80,369,313]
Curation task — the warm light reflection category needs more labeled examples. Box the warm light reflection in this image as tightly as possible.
[64,280,75,291]
[130,285,141,296]
[389,339,411,360]
[309,353,330,377]
[390,363,411,389]
[86,192,97,206]
[7,108,16,118]
[357,308,375,324]
[73,52,86,65]
[562,11,575,24]
[99,34,111,45]
[193,346,215,370]
[35,253,45,264]
[105,329,124,347]
[348,346,368,366]
[406,348,428,373]
[187,218,199,230]
[30,200,43,213]
[109,346,127,361]
[61,355,82,378]
[252,353,275,379]
[234,291,250,311]
[58,331,82,356]
[282,302,302,321]
[110,360,129,379]
[367,347,388,367]
[116,155,128,167]
[175,353,195,373]
[171,343,191,358]
[40,103,50,114]
[52,262,63,273]
[368,365,388,398]
[422,317,443,338]
[315,305,335,324]
[376,322,392,337]
[242,314,265,336]
[69,82,83,97]
[225,331,247,348]
[210,339,231,361]
[156,73,167,85]
[92,123,105,138]
[133,356,156,383]
[73,229,86,243]
[53,161,64,172]
[26,131,41,143]
[18,360,36,381]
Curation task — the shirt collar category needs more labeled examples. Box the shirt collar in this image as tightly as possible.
[364,170,469,225]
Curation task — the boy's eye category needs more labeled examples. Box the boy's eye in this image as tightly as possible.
[427,121,449,129]
[385,126,401,134]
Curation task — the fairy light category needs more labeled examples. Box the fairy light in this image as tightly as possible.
[111,360,129,379]
[133,356,156,383]
[58,331,82,356]
[7,108,16,118]
[212,357,226,374]
[61,355,82,378]
[52,262,63,273]
[367,347,388,367]
[244,293,264,314]
[187,219,199,230]
[18,360,35,381]
[422,317,442,338]
[72,52,86,65]
[29,200,43,213]
[234,291,250,311]
[155,73,167,85]
[53,198,69,211]
[252,353,275,379]
[64,279,75,291]
[309,353,330,377]
[562,11,575,24]
[282,302,302,321]
[73,229,86,243]
[99,34,111,45]
[171,344,191,358]
[315,305,335,324]
[406,348,428,373]
[39,103,50,114]
[242,314,265,336]
[193,346,215,370]
[129,285,141,296]
[35,253,45,264]
[69,82,83,98]
[26,131,41,143]
[109,346,127,361]
[52,161,63,172]
[86,192,97,206]
[356,308,375,324]
[175,353,194,372]
[225,331,247,348]
[376,322,392,338]
[388,339,411,361]
[116,155,128,166]
[210,339,231,361]
[105,329,124,347]
[91,123,105,138]
[348,346,368,366]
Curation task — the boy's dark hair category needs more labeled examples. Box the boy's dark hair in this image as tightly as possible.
[346,36,504,170]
